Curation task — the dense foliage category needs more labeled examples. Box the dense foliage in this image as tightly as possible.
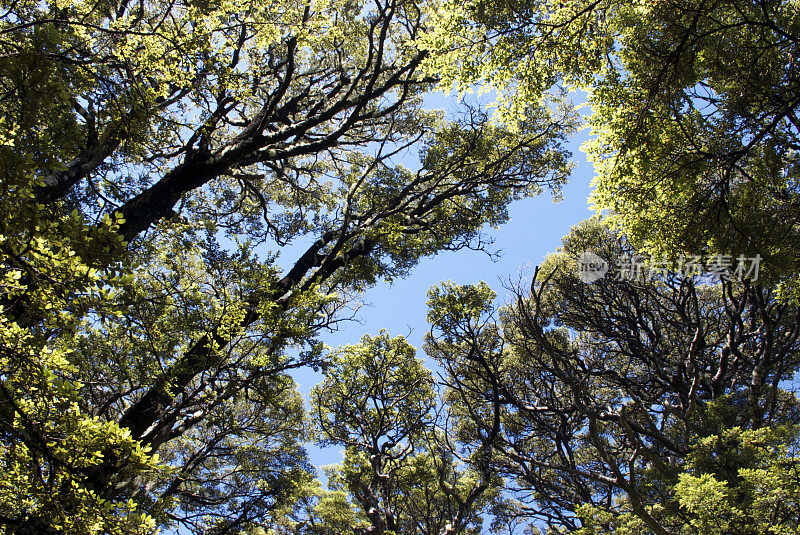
[424,220,800,534]
[0,0,573,532]
[2,0,800,533]
[428,0,800,287]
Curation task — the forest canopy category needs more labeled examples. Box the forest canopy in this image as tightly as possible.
[0,0,798,533]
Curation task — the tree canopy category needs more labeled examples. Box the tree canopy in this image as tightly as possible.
[424,220,800,535]
[0,0,574,532]
[428,0,800,287]
[3,0,800,533]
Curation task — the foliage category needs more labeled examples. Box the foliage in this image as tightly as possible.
[298,332,500,535]
[0,0,576,531]
[426,0,800,289]
[424,220,800,535]
[5,0,800,531]
[0,207,161,534]
[576,424,800,535]
[422,0,800,523]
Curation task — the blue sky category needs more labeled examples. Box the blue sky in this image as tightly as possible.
[290,109,597,469]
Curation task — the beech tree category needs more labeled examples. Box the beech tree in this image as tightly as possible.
[425,220,800,534]
[294,332,499,535]
[0,0,575,532]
